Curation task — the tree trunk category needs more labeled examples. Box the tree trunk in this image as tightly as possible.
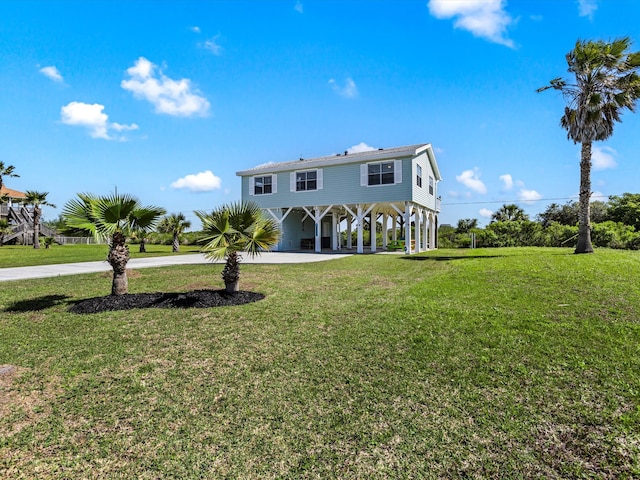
[33,206,41,249]
[575,142,594,254]
[172,233,180,252]
[222,251,241,294]
[139,238,146,253]
[108,231,130,295]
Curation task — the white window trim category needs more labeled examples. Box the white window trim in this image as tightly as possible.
[250,174,276,196]
[290,169,323,192]
[361,160,402,187]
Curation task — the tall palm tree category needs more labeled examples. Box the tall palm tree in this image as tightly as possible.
[195,202,279,294]
[490,204,529,223]
[24,191,56,249]
[158,213,191,252]
[0,161,19,191]
[538,37,640,253]
[62,192,165,295]
[131,206,167,253]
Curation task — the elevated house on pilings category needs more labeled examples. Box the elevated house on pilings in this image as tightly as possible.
[0,185,56,245]
[236,143,442,254]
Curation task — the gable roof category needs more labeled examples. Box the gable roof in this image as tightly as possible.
[236,143,442,180]
[0,185,26,199]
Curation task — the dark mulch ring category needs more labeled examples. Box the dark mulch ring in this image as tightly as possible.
[69,290,265,314]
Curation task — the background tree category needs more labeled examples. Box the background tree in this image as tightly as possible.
[538,37,640,253]
[0,161,19,191]
[62,193,164,295]
[607,193,640,231]
[456,218,478,233]
[131,206,167,253]
[0,219,11,246]
[24,191,56,249]
[195,202,279,294]
[158,213,191,252]
[491,204,529,223]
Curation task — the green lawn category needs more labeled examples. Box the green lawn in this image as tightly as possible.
[0,244,202,268]
[1,248,639,478]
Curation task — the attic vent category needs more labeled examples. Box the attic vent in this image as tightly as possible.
[344,150,348,155]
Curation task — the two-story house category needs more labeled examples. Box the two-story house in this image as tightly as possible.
[236,143,441,254]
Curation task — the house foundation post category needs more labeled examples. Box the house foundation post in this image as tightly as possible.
[332,211,338,251]
[356,204,364,254]
[404,202,413,254]
[370,210,377,253]
[314,207,321,253]
[382,212,388,249]
[423,210,429,249]
[415,208,422,253]
[346,211,353,249]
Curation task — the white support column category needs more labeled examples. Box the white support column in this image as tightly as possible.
[314,207,321,253]
[370,210,377,253]
[415,209,422,253]
[430,214,436,250]
[382,212,388,249]
[423,210,429,249]
[404,202,413,254]
[332,211,338,251]
[357,204,364,254]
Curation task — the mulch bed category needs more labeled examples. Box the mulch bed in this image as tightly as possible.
[69,290,265,314]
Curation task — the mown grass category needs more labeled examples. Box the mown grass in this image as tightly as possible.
[1,247,639,478]
[0,244,202,268]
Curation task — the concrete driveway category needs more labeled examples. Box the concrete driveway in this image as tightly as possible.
[0,252,353,282]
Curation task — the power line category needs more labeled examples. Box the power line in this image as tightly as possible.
[442,194,611,206]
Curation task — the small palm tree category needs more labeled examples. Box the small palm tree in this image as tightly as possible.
[131,206,167,253]
[158,213,191,252]
[0,219,11,246]
[62,192,165,295]
[195,202,280,294]
[24,191,56,249]
[0,161,19,191]
[538,37,640,253]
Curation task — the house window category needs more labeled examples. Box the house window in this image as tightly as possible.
[416,164,423,188]
[429,176,434,195]
[254,175,273,195]
[296,170,317,191]
[368,161,395,186]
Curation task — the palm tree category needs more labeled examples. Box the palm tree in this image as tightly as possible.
[0,219,11,246]
[491,204,529,223]
[538,37,640,253]
[195,201,280,294]
[24,191,56,249]
[62,192,165,295]
[0,161,19,191]
[158,213,191,252]
[131,206,167,253]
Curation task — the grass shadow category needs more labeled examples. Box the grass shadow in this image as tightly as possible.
[5,294,72,312]
[401,255,506,262]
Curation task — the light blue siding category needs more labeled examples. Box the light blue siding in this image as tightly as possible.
[243,158,418,208]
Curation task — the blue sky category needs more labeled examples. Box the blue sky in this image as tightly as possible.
[1,0,639,228]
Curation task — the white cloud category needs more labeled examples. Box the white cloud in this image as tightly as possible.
[202,36,223,55]
[40,66,63,83]
[171,170,222,192]
[448,191,460,198]
[591,190,606,201]
[479,208,493,218]
[347,142,376,154]
[428,0,515,48]
[121,57,210,117]
[577,0,598,19]
[328,77,359,98]
[60,101,138,140]
[499,173,514,190]
[294,1,303,13]
[591,145,617,170]
[518,188,542,204]
[456,168,487,194]
[191,26,201,33]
